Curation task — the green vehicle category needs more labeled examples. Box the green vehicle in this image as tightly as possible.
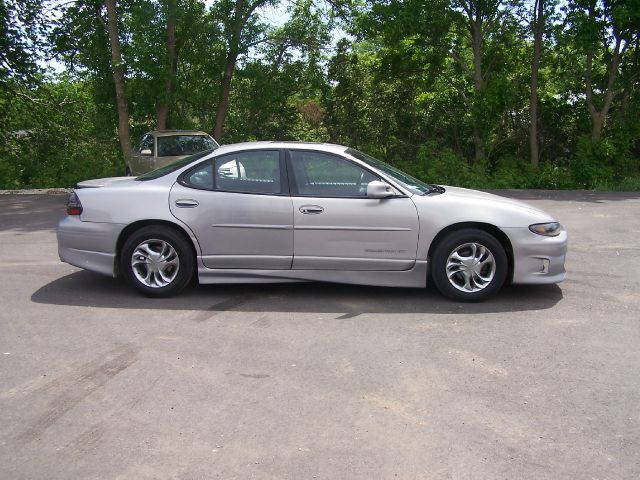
[127,130,219,176]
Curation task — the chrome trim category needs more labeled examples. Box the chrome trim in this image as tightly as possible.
[211,224,292,230]
[294,226,412,231]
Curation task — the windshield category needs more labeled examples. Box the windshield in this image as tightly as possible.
[346,148,432,195]
[136,150,214,181]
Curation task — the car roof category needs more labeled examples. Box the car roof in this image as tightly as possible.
[150,130,212,137]
[212,141,349,155]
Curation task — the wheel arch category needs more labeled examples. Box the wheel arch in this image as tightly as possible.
[114,219,200,277]
[427,222,514,284]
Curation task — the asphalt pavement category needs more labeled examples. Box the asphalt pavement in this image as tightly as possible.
[0,191,639,479]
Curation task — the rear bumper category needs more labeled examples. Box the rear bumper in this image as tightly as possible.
[57,216,125,277]
[503,227,568,284]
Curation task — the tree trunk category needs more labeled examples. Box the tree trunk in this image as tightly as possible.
[470,13,484,163]
[590,113,604,142]
[213,51,237,141]
[471,16,483,93]
[529,0,544,165]
[104,0,130,159]
[156,103,169,130]
[156,0,177,130]
[213,0,246,142]
[472,124,484,163]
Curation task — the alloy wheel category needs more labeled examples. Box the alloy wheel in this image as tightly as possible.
[445,242,496,293]
[131,239,180,288]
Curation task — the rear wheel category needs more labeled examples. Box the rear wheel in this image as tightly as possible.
[431,228,507,302]
[120,226,194,297]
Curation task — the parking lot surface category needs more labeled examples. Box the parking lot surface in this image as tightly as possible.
[1,191,639,479]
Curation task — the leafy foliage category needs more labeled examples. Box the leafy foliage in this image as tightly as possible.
[1,79,120,188]
[0,0,639,190]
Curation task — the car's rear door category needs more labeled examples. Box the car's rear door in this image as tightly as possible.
[169,149,294,269]
[287,149,419,271]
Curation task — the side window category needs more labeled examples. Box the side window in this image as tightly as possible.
[215,150,281,194]
[289,151,379,197]
[138,135,154,154]
[183,161,214,190]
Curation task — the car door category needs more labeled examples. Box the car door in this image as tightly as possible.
[130,134,155,175]
[169,149,294,269]
[287,149,419,271]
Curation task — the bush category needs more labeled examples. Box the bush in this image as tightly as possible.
[533,162,575,190]
[489,157,532,189]
[0,80,123,189]
[417,143,483,187]
[571,136,615,189]
[614,176,640,191]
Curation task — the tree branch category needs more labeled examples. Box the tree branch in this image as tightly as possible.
[601,33,622,116]
[585,49,596,115]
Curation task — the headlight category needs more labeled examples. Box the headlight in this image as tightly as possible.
[529,222,562,236]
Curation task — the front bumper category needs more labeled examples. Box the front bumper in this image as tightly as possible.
[57,216,126,277]
[503,227,568,284]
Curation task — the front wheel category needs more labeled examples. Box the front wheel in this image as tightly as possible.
[430,229,508,302]
[120,226,194,297]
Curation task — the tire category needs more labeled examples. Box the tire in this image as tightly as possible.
[430,228,508,302]
[120,225,194,297]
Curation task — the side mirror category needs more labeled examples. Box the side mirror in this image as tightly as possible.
[140,149,152,156]
[366,180,395,198]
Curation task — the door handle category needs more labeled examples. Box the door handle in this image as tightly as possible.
[175,199,199,208]
[299,205,324,214]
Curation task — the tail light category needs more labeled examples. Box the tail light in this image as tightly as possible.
[67,191,83,215]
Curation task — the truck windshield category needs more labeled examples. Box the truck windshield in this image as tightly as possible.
[157,135,218,157]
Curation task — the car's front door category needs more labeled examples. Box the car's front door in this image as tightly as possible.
[169,149,293,269]
[287,150,419,271]
[130,134,155,175]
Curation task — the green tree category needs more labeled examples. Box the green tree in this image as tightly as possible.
[566,0,640,142]
[211,0,276,141]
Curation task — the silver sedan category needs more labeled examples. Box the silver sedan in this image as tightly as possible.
[57,142,567,301]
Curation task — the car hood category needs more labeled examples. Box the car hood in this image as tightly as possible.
[76,176,137,188]
[412,186,557,227]
[440,186,549,215]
